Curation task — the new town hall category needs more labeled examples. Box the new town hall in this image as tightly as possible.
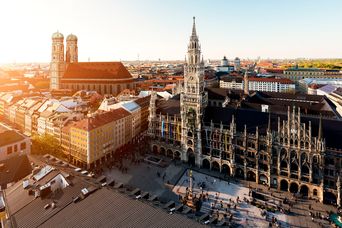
[148,17,342,205]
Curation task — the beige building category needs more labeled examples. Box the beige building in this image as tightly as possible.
[65,108,132,168]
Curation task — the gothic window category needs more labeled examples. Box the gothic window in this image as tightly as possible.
[301,164,310,175]
[259,144,267,151]
[187,131,193,137]
[313,156,319,164]
[272,148,278,156]
[280,161,287,169]
[313,189,317,196]
[301,153,308,163]
[290,150,297,161]
[290,163,298,173]
[280,148,287,159]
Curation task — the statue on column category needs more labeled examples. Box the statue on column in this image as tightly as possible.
[184,169,196,209]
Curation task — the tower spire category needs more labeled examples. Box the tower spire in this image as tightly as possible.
[192,16,197,37]
[244,69,249,95]
[318,114,323,140]
[268,111,271,132]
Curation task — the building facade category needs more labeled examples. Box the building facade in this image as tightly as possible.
[148,18,342,206]
[220,77,295,93]
[283,68,342,82]
[65,108,132,168]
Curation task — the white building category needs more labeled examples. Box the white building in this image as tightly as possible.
[215,56,234,73]
[298,78,342,94]
[220,77,295,93]
[98,100,141,141]
[37,102,70,135]
[316,85,342,116]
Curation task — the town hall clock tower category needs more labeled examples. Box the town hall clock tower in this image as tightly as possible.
[180,17,208,166]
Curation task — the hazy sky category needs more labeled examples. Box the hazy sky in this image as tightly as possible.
[1,0,342,63]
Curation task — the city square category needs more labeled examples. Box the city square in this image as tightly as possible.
[1,1,342,227]
[173,169,289,227]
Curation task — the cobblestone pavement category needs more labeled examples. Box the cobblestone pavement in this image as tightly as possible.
[31,152,338,228]
[189,167,338,228]
[103,157,186,202]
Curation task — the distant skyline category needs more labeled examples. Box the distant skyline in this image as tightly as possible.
[1,0,342,63]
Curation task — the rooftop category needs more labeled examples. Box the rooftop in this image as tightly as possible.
[63,62,132,80]
[204,106,342,149]
[0,130,25,147]
[3,165,206,228]
[71,108,130,131]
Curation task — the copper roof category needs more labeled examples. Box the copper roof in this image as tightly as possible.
[63,62,132,80]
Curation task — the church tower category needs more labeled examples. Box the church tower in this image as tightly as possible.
[180,17,208,166]
[244,69,249,95]
[50,31,65,90]
[66,34,78,63]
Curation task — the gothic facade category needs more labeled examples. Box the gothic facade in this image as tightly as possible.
[148,18,342,206]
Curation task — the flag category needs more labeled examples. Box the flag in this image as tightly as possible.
[161,119,164,138]
[177,124,181,140]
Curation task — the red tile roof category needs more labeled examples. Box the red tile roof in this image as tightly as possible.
[63,62,132,80]
[71,108,130,131]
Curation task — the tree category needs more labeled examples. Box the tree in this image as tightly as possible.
[31,134,65,159]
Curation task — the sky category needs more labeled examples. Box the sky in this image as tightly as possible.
[1,0,342,63]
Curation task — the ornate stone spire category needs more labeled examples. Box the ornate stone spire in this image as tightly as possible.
[268,111,271,132]
[318,114,323,140]
[192,16,197,37]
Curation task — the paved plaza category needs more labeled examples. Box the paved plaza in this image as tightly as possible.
[53,152,337,228]
[173,170,289,227]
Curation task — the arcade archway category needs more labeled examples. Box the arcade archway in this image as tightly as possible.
[221,164,231,176]
[160,147,166,156]
[235,168,244,179]
[174,151,181,160]
[167,149,173,158]
[300,185,309,197]
[280,179,289,191]
[211,161,220,172]
[247,171,256,182]
[289,182,299,193]
[152,145,158,154]
[202,159,210,169]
